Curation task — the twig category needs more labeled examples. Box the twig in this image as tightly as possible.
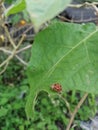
[17,44,32,53]
[58,15,98,23]
[0,47,28,66]
[15,55,28,66]
[0,35,25,73]
[0,53,13,67]
[0,44,32,55]
[3,24,16,49]
[59,94,72,116]
[0,47,11,54]
[0,43,31,68]
[92,4,98,15]
[68,2,98,8]
[0,62,8,75]
[15,34,26,49]
[23,25,34,34]
[66,92,88,130]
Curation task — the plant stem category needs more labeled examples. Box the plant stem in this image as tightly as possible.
[66,92,88,130]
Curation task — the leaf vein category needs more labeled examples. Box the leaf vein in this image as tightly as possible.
[47,28,98,77]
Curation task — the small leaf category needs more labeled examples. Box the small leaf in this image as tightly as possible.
[25,0,71,31]
[5,0,26,16]
[26,22,98,118]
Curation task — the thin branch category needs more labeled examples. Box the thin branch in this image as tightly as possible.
[0,47,28,67]
[23,25,34,34]
[17,44,32,54]
[66,92,88,130]
[0,44,32,55]
[92,4,98,15]
[0,62,8,75]
[0,35,25,72]
[0,53,13,67]
[58,15,98,23]
[3,25,16,49]
[0,47,11,54]
[68,2,98,8]
[16,34,26,49]
[59,94,72,116]
[15,55,28,66]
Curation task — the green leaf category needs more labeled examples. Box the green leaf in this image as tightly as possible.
[5,0,26,16]
[0,107,8,117]
[26,22,98,118]
[25,0,71,31]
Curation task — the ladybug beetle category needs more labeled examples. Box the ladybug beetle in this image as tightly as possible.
[51,83,62,93]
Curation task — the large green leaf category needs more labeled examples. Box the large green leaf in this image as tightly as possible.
[25,0,71,31]
[26,22,98,118]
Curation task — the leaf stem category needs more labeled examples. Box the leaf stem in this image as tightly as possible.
[66,92,88,130]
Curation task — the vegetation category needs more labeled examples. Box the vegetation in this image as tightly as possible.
[0,0,98,130]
